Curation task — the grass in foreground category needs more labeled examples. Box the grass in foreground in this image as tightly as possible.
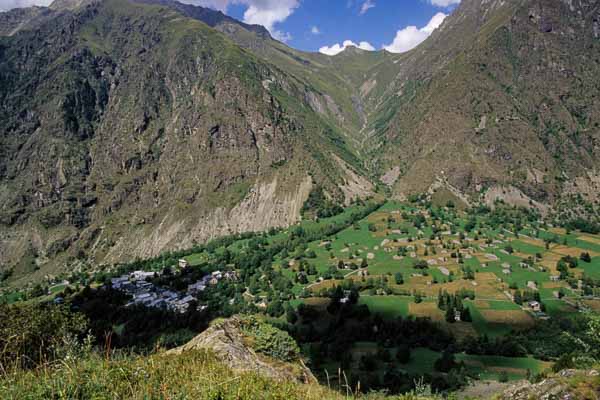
[0,350,439,400]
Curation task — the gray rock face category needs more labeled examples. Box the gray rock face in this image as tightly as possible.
[500,369,600,400]
[167,317,315,384]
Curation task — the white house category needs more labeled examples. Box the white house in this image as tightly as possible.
[131,271,155,281]
[528,301,541,312]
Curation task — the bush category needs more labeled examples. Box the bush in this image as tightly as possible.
[498,371,509,383]
[396,345,411,363]
[580,252,592,263]
[0,303,88,370]
[552,353,575,372]
[241,317,300,362]
[434,351,457,373]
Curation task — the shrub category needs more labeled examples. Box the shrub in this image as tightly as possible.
[0,303,88,370]
[434,351,457,372]
[396,345,411,363]
[241,317,300,362]
[498,371,509,383]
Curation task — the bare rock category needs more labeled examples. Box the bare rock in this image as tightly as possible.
[500,370,600,400]
[167,317,315,384]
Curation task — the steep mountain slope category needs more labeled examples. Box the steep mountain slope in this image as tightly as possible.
[367,0,600,204]
[0,0,372,282]
[0,6,57,36]
[136,0,372,150]
[163,0,600,207]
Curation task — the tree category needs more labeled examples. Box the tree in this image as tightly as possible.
[377,347,392,363]
[514,290,523,305]
[360,354,378,370]
[30,283,47,298]
[308,343,323,369]
[0,303,88,369]
[561,255,578,268]
[286,309,297,324]
[266,300,284,317]
[297,273,308,285]
[460,307,472,322]
[396,344,411,363]
[445,306,456,323]
[580,252,592,263]
[394,272,404,285]
[434,351,457,372]
[414,292,423,303]
[499,371,509,383]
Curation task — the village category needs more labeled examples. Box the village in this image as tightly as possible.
[109,259,237,314]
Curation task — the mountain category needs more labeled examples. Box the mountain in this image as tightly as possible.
[369,0,600,205]
[0,0,599,284]
[0,0,372,283]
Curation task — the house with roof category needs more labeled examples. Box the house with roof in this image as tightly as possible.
[131,271,156,281]
[528,301,541,312]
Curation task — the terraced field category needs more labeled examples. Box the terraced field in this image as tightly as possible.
[284,201,600,337]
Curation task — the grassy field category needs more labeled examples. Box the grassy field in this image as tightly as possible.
[279,201,600,340]
[360,347,550,381]
[358,296,410,319]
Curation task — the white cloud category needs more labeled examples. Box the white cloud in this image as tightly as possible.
[382,12,447,53]
[239,0,298,42]
[359,0,375,15]
[175,0,302,43]
[319,40,375,56]
[169,1,302,42]
[311,26,320,35]
[0,0,51,11]
[429,0,460,7]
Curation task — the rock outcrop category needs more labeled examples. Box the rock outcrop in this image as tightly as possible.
[168,317,315,384]
[500,369,600,400]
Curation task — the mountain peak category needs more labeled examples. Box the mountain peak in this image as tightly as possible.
[133,0,271,39]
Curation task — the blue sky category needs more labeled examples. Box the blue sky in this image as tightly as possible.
[0,0,460,55]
